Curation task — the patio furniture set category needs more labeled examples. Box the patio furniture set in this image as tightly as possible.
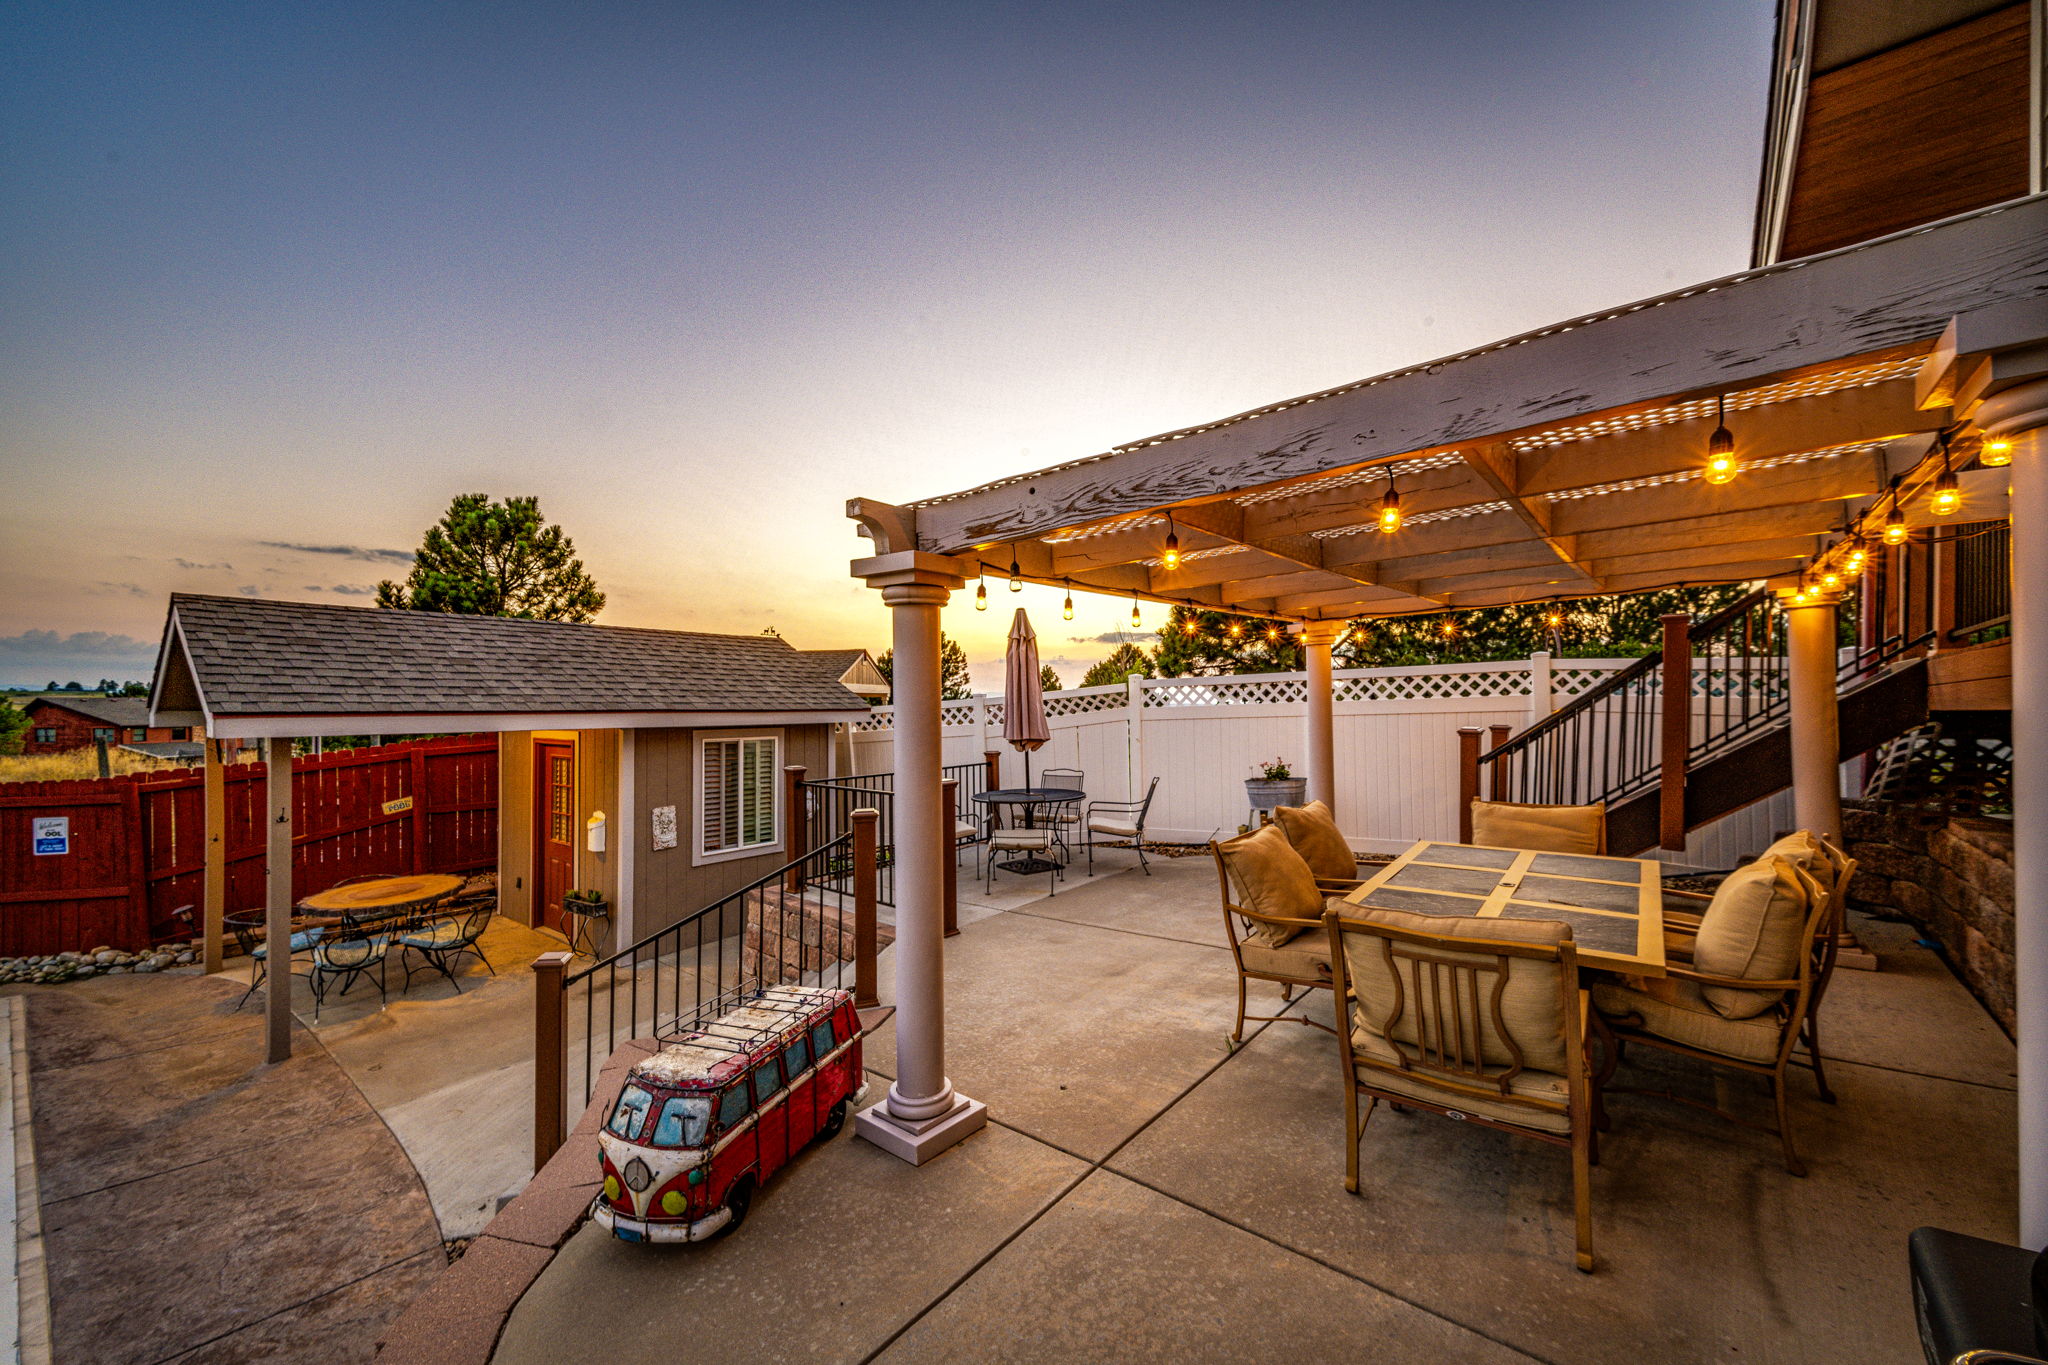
[227,870,499,1019]
[1212,797,1854,1274]
[962,772,1160,897]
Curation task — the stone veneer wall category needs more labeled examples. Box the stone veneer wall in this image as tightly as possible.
[1841,799,2015,1034]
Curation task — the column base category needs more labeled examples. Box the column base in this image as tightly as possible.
[853,1094,988,1165]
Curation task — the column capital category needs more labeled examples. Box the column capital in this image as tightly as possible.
[1974,376,2048,438]
[851,551,974,594]
[1289,620,1348,647]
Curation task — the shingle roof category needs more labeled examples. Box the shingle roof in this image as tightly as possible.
[120,741,204,763]
[166,595,868,718]
[799,649,867,675]
[31,695,151,726]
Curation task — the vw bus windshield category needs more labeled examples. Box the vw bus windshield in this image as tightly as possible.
[651,1095,712,1149]
[608,1084,654,1140]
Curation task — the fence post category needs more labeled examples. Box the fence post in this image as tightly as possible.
[972,694,990,761]
[983,749,1002,792]
[409,741,429,873]
[852,807,879,1008]
[532,949,572,1170]
[1487,724,1512,800]
[1528,650,1554,724]
[1125,672,1146,802]
[1658,613,1692,851]
[1457,727,1482,843]
[942,778,959,938]
[203,741,227,973]
[783,765,808,891]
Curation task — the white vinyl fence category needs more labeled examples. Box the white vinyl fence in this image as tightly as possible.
[845,653,1807,871]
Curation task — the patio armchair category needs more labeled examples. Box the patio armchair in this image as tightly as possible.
[986,825,1059,898]
[1042,768,1085,860]
[309,924,392,1021]
[1591,854,1832,1175]
[398,896,498,994]
[224,908,322,1011]
[1083,776,1160,876]
[1273,800,1366,893]
[1211,824,1344,1042]
[1323,903,1599,1273]
[1469,799,1607,856]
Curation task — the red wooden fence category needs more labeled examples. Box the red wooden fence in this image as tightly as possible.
[0,736,498,956]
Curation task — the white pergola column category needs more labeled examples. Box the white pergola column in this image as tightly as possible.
[1780,592,1842,841]
[1294,622,1344,815]
[850,550,988,1165]
[264,736,295,1064]
[1980,378,2048,1248]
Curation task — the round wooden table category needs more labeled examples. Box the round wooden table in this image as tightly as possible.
[297,873,464,923]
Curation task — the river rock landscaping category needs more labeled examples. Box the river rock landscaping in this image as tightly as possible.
[0,941,200,984]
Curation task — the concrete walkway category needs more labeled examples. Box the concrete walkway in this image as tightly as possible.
[11,972,444,1364]
[493,852,2017,1364]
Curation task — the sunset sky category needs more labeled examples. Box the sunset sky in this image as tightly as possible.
[2,1,1773,693]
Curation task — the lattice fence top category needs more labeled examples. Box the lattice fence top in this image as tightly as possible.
[1551,667,1622,697]
[1337,669,1533,702]
[850,713,892,732]
[940,704,976,726]
[1144,677,1306,707]
[1045,690,1128,717]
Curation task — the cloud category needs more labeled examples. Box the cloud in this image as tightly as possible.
[174,558,233,571]
[87,581,148,598]
[305,584,377,596]
[237,585,262,596]
[261,541,413,564]
[1070,631,1153,645]
[0,630,158,685]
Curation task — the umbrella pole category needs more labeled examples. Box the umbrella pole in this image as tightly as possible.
[1023,749,1032,791]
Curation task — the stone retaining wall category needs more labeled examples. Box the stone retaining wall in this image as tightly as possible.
[1842,800,2015,1034]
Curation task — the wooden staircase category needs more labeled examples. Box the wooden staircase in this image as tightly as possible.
[1465,589,1933,860]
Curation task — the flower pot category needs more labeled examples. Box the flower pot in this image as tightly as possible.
[1244,777,1308,812]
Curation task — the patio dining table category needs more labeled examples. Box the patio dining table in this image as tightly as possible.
[297,872,464,927]
[1343,840,1667,977]
[973,786,1085,875]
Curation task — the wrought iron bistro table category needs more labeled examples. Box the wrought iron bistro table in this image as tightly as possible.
[297,873,464,927]
[1343,840,1668,977]
[972,787,1086,876]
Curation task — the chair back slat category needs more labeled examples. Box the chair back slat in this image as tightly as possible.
[1378,936,1529,1090]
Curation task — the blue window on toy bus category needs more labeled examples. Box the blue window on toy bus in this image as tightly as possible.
[784,1034,810,1075]
[651,1095,711,1148]
[608,1084,654,1140]
[717,1083,751,1130]
[811,1021,834,1057]
[751,1055,782,1105]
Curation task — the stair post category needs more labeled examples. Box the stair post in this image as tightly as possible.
[783,765,808,891]
[532,949,572,1170]
[1457,728,1482,843]
[1658,613,1691,851]
[1487,724,1512,800]
[852,807,879,1008]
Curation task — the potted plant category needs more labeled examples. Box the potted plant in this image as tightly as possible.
[1244,758,1308,816]
[563,888,609,918]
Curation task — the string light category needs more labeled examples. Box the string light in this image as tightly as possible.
[1229,621,1244,639]
[1377,470,1403,534]
[1129,593,1142,628]
[975,568,987,611]
[1981,436,2013,467]
[1882,476,1908,545]
[1008,544,1023,592]
[1265,626,1280,643]
[1544,604,1564,630]
[1704,393,1738,485]
[1929,433,1960,517]
[1845,538,1868,573]
[1184,618,1200,636]
[1439,618,1458,639]
[1062,578,1074,621]
[1160,514,1181,571]
[1820,569,1842,592]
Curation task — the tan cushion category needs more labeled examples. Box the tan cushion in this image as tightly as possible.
[1469,800,1605,856]
[1089,817,1140,838]
[1759,831,1834,897]
[1238,932,1333,983]
[1274,801,1357,884]
[1349,1025,1572,1133]
[1215,825,1323,948]
[1691,856,1813,1019]
[1337,906,1572,1074]
[1591,977,1782,1064]
[990,829,1053,850]
[954,822,979,840]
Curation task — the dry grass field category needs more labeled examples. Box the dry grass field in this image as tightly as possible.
[0,749,192,784]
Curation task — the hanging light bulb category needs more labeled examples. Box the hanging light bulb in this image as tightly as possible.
[1228,620,1244,640]
[1440,618,1457,639]
[1927,431,1961,517]
[1160,514,1181,571]
[1981,436,2013,467]
[1265,625,1280,643]
[1377,471,1403,534]
[1184,619,1200,636]
[1062,578,1074,621]
[1821,568,1842,592]
[1883,476,1908,545]
[1703,392,1738,485]
[1008,544,1023,591]
[1130,594,1142,628]
[975,569,987,611]
[1544,604,1564,630]
[1846,538,1868,573]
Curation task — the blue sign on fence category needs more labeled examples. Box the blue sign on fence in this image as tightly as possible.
[32,816,69,856]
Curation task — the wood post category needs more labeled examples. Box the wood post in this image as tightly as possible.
[408,742,428,872]
[783,764,808,891]
[983,749,1002,793]
[264,737,295,1064]
[942,778,959,938]
[852,807,879,1008]
[1487,724,1512,800]
[532,949,572,1170]
[203,740,226,974]
[1658,613,1692,851]
[1456,727,1482,843]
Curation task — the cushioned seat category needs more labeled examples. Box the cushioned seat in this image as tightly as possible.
[1088,816,1140,838]
[1349,1025,1572,1132]
[990,829,1054,849]
[953,821,979,840]
[251,926,323,960]
[1469,800,1606,855]
[314,933,390,967]
[1592,976,1782,1064]
[398,919,466,950]
[1237,926,1336,983]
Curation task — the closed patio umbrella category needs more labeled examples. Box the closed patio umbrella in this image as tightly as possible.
[1003,608,1051,789]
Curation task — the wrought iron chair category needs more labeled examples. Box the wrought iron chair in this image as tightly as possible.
[1041,768,1085,863]
[309,922,392,1020]
[1083,776,1160,875]
[985,814,1060,898]
[1324,904,1599,1272]
[224,908,321,1011]
[398,896,498,994]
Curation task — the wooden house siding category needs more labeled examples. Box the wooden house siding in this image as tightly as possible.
[21,700,206,755]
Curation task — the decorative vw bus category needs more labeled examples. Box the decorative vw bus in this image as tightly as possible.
[593,984,865,1243]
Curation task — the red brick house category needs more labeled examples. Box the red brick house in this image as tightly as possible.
[20,696,208,756]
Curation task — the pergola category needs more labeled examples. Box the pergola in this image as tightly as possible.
[846,195,2048,1242]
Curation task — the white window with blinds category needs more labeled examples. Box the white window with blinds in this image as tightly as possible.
[696,734,780,863]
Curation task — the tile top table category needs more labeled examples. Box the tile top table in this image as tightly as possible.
[1342,840,1667,977]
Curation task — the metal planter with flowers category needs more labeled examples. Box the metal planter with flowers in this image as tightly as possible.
[1244,758,1307,817]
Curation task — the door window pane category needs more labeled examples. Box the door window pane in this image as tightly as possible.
[784,1035,810,1074]
[717,1084,751,1130]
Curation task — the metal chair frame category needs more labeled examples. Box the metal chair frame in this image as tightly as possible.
[1083,776,1160,876]
[1208,841,1337,1043]
[399,897,498,994]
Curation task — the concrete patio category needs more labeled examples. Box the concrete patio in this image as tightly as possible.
[488,851,2017,1363]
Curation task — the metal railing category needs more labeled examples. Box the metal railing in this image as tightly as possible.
[796,760,991,902]
[533,823,881,1161]
[1950,520,2011,642]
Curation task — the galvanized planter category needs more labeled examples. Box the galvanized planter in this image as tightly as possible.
[1244,777,1308,812]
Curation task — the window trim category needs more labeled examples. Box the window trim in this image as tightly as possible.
[32,728,56,745]
[693,731,784,866]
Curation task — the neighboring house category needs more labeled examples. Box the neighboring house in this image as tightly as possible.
[20,695,209,755]
[800,649,891,776]
[148,594,869,952]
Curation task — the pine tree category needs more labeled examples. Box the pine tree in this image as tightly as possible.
[377,494,604,622]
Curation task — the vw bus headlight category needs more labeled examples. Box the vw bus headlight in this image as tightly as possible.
[661,1190,687,1216]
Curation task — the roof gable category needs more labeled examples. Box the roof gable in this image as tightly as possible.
[28,695,151,727]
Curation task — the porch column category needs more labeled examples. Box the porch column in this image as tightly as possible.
[263,737,295,1064]
[1294,622,1343,814]
[1980,379,2048,1247]
[1780,591,1842,842]
[850,551,988,1165]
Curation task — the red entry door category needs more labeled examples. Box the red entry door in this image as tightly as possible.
[534,741,574,934]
